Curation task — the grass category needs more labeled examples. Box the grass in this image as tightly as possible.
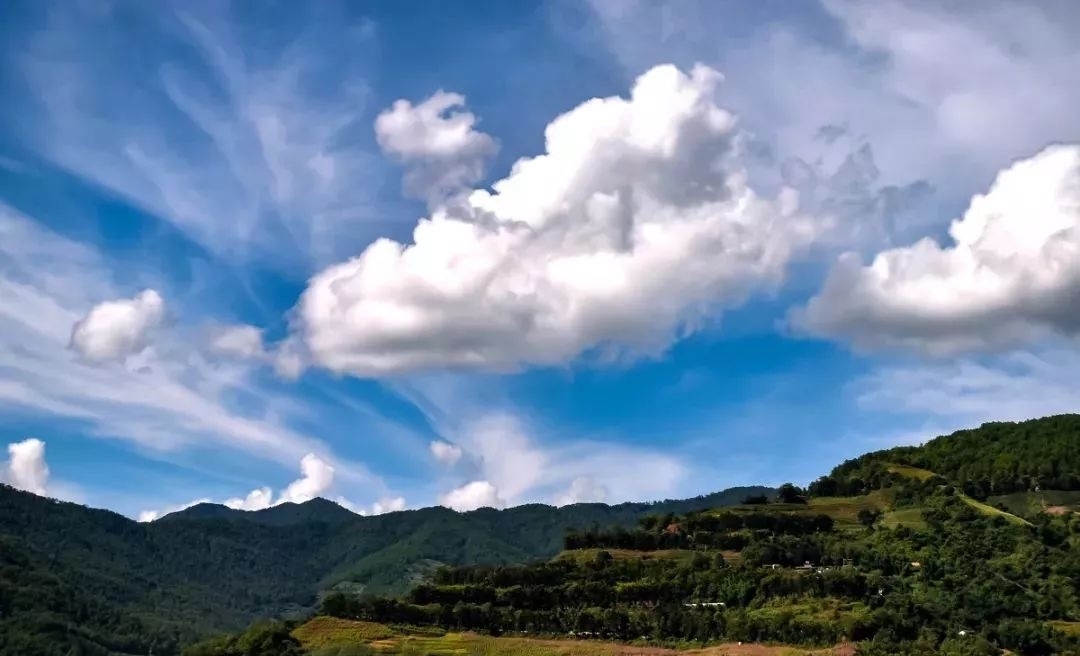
[293,617,845,656]
[556,549,698,564]
[987,490,1080,517]
[805,490,892,529]
[1049,621,1080,637]
[294,616,397,649]
[958,494,1031,526]
[879,507,927,530]
[885,464,936,481]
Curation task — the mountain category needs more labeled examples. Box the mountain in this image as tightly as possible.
[811,414,1080,499]
[6,414,1080,656]
[289,416,1080,656]
[0,481,768,656]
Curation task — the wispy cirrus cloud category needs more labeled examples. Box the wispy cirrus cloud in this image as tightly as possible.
[10,1,389,269]
[0,204,383,504]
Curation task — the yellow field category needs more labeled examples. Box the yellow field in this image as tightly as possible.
[1049,621,1080,637]
[293,617,848,656]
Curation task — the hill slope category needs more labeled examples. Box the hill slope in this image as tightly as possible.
[811,414,1080,500]
[0,483,767,655]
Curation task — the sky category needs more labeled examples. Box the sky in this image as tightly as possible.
[2,0,1080,520]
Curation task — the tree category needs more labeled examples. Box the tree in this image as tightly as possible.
[776,484,806,504]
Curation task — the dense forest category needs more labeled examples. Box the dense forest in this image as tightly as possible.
[0,479,765,655]
[812,415,1080,499]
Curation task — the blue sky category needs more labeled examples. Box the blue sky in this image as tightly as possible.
[2,0,1080,519]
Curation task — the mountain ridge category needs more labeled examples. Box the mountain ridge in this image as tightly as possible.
[5,413,1080,655]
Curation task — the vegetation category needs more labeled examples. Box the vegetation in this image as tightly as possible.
[0,481,764,655]
[5,414,1080,655]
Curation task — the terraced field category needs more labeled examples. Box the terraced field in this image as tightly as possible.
[292,617,850,656]
[555,549,700,563]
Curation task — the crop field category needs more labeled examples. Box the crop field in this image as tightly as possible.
[293,617,850,656]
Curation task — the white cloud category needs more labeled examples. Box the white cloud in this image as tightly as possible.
[439,480,505,512]
[223,486,273,511]
[0,206,376,497]
[334,494,407,516]
[16,3,386,267]
[295,64,810,377]
[429,440,463,466]
[794,144,1080,354]
[278,453,335,504]
[140,452,352,521]
[375,90,498,202]
[854,349,1080,430]
[137,497,211,523]
[370,496,407,515]
[4,438,49,495]
[210,324,265,359]
[555,476,609,507]
[585,0,1080,243]
[69,290,165,362]
[395,377,688,507]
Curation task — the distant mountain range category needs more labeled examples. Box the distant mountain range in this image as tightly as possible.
[6,413,1080,655]
[0,477,769,655]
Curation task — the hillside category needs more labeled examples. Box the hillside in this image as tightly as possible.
[5,414,1080,656]
[299,488,1080,656]
[198,414,1080,656]
[812,414,1080,500]
[0,482,767,656]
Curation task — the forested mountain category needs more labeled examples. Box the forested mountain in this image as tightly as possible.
[4,414,1080,656]
[0,481,767,655]
[193,414,1080,656]
[811,414,1080,499]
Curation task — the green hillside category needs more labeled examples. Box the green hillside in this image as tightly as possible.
[5,413,1080,656]
[812,414,1080,500]
[302,487,1080,656]
[0,482,766,655]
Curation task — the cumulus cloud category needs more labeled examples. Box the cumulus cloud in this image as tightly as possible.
[439,480,505,512]
[69,290,165,362]
[375,91,498,202]
[794,144,1080,354]
[429,440,463,466]
[278,453,336,504]
[296,64,810,377]
[555,476,609,507]
[223,486,273,511]
[210,324,265,359]
[587,0,1080,220]
[370,496,407,515]
[4,438,50,495]
[139,452,347,521]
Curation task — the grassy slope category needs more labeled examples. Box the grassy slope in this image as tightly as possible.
[988,490,1080,517]
[293,617,846,656]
